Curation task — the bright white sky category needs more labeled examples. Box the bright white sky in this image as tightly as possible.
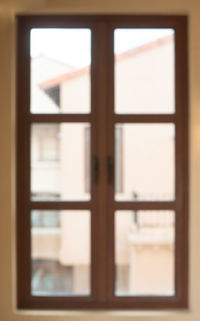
[31,28,174,68]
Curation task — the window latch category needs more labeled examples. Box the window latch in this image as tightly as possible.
[93,156,99,184]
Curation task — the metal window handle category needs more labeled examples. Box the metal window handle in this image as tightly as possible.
[93,156,99,184]
[107,156,113,184]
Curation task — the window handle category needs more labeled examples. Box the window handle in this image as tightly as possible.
[107,156,113,184]
[93,156,99,184]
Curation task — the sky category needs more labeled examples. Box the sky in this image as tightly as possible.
[31,28,174,68]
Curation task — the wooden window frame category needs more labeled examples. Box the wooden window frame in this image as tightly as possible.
[17,14,188,310]
[115,125,123,193]
[84,126,91,193]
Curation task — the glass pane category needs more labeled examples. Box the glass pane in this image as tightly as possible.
[114,29,175,114]
[31,123,91,201]
[31,210,90,296]
[31,210,60,228]
[115,124,175,201]
[115,210,175,296]
[30,28,91,113]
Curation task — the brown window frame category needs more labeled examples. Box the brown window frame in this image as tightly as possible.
[115,125,123,193]
[17,14,188,310]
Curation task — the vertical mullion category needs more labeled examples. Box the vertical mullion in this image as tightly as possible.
[94,22,110,302]
[17,20,31,306]
[174,19,188,306]
[90,24,99,302]
[107,24,115,300]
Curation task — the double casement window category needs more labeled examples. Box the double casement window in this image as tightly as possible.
[17,15,188,309]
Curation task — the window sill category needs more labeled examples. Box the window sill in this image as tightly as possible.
[14,308,191,318]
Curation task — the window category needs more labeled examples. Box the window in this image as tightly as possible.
[17,15,188,309]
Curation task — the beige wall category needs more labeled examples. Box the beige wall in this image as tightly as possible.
[132,245,174,295]
[0,0,200,321]
[115,38,174,114]
[61,71,90,113]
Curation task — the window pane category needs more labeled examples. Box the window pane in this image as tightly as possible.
[31,123,91,201]
[115,210,175,296]
[31,210,90,296]
[31,28,91,114]
[31,210,60,228]
[115,124,175,201]
[114,29,175,114]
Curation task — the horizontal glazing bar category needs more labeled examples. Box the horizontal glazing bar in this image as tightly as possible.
[29,114,92,123]
[30,201,91,210]
[114,114,176,123]
[114,201,175,210]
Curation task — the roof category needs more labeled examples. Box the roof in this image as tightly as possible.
[40,66,89,90]
[40,34,173,90]
[116,34,173,62]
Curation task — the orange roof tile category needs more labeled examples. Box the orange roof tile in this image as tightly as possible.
[40,66,90,89]
[116,34,173,62]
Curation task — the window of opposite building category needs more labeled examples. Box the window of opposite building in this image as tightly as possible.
[17,15,188,310]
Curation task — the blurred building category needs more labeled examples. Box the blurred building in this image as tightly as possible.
[31,35,175,296]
